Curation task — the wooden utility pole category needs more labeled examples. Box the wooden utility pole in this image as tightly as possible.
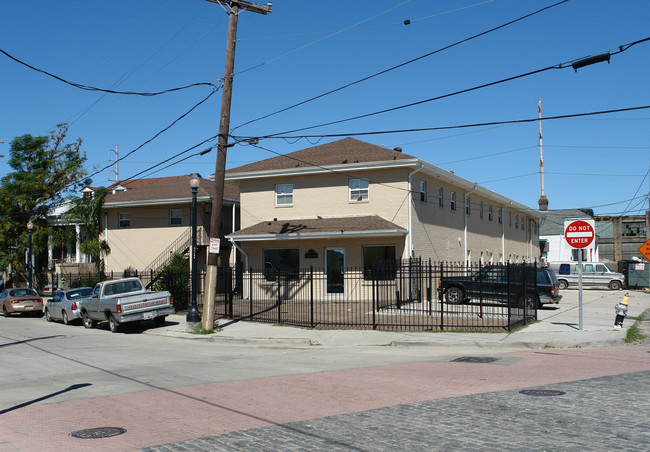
[203,0,272,331]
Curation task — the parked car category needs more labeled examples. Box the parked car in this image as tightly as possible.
[548,261,625,290]
[0,288,44,317]
[438,265,561,309]
[39,284,55,297]
[44,287,93,325]
[79,277,174,333]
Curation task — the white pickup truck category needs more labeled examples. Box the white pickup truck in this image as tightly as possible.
[79,277,175,333]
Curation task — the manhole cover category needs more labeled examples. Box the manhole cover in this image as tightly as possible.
[452,356,499,364]
[70,427,127,439]
[519,389,566,396]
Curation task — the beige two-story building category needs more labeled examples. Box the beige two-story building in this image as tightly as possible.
[102,175,239,274]
[226,137,540,287]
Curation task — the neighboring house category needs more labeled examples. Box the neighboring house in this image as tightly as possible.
[539,208,599,263]
[595,213,648,263]
[226,138,541,281]
[101,175,240,274]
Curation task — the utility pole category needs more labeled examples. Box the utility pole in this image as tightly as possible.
[537,98,548,211]
[203,0,272,331]
[109,144,119,183]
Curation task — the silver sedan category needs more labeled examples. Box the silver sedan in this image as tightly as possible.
[44,287,93,325]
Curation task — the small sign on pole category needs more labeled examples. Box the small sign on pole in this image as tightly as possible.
[209,238,221,254]
[564,218,596,331]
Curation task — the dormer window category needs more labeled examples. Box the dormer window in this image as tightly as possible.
[112,185,127,194]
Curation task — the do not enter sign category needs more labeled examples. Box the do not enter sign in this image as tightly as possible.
[564,219,595,249]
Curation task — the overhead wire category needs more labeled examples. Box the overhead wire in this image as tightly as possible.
[231,0,569,132]
[233,0,412,77]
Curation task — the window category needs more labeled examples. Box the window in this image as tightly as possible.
[521,216,525,230]
[465,196,470,215]
[479,201,484,219]
[450,191,456,211]
[363,245,396,281]
[170,209,182,226]
[275,184,293,206]
[349,179,369,201]
[419,181,427,202]
[498,208,502,224]
[119,212,130,228]
[263,248,299,281]
[488,205,493,221]
[515,214,518,229]
[438,187,444,208]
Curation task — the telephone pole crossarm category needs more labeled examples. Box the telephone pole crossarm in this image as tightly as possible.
[204,0,272,15]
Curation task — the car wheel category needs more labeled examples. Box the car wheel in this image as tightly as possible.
[63,310,69,325]
[45,309,52,322]
[153,315,166,326]
[521,294,538,310]
[609,280,622,290]
[82,312,96,329]
[2,305,9,317]
[108,315,121,333]
[558,280,568,290]
[445,287,464,304]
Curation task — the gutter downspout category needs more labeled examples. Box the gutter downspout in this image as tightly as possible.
[407,164,424,259]
[231,203,237,268]
[229,238,249,298]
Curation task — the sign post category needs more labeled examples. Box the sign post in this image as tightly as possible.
[564,219,596,331]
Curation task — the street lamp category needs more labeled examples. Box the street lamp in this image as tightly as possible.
[186,175,201,324]
[27,221,33,289]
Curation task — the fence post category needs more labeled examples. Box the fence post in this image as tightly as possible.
[372,273,377,330]
[478,261,484,318]
[249,267,253,320]
[439,262,444,331]
[309,266,314,329]
[507,261,512,331]
[276,269,281,324]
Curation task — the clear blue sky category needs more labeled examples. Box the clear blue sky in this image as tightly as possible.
[1,0,649,216]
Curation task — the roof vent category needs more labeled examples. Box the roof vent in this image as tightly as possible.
[393,147,402,152]
[342,159,348,164]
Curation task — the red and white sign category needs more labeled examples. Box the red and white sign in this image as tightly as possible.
[564,219,595,249]
[209,238,221,254]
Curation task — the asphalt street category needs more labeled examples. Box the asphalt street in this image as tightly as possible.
[0,289,648,451]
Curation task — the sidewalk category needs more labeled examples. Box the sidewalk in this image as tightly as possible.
[146,289,650,349]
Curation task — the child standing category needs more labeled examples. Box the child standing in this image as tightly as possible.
[614,293,629,328]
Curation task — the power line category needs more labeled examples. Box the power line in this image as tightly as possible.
[231,0,569,132]
[0,48,216,96]
[243,35,649,140]
[234,104,650,141]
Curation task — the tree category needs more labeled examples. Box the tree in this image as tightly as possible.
[66,187,110,272]
[0,124,87,271]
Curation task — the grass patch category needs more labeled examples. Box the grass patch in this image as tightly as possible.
[625,324,645,343]
[191,326,222,335]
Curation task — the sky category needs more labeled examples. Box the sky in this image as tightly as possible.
[1,0,649,217]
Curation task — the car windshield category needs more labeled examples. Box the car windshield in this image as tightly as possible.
[67,288,93,299]
[10,288,37,297]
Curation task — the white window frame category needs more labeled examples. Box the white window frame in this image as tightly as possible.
[170,209,182,226]
[118,212,130,229]
[465,196,470,215]
[488,204,493,221]
[419,181,427,203]
[275,184,293,206]
[450,191,456,211]
[438,187,444,208]
[349,179,369,202]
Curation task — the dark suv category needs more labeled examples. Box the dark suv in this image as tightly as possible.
[438,265,562,309]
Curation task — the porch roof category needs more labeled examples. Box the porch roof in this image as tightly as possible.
[228,215,407,241]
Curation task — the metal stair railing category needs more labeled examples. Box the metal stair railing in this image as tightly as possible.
[141,228,192,276]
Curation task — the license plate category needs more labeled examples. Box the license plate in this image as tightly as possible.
[25,306,33,310]
[142,311,155,320]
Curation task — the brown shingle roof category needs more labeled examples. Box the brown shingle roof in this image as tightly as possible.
[104,175,239,204]
[229,215,406,238]
[227,137,416,175]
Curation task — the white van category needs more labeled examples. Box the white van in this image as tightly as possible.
[548,262,624,290]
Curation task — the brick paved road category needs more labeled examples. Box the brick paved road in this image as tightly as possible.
[145,368,650,452]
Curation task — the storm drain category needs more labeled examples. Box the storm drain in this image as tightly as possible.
[451,356,500,364]
[70,427,127,439]
[519,389,566,396]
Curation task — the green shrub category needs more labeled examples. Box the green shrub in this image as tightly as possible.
[154,253,190,311]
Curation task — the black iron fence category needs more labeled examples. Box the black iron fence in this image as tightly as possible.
[215,260,538,332]
[20,260,538,331]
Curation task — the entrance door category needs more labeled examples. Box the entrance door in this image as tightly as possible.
[325,248,345,295]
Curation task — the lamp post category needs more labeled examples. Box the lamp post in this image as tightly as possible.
[27,221,33,289]
[186,175,201,324]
